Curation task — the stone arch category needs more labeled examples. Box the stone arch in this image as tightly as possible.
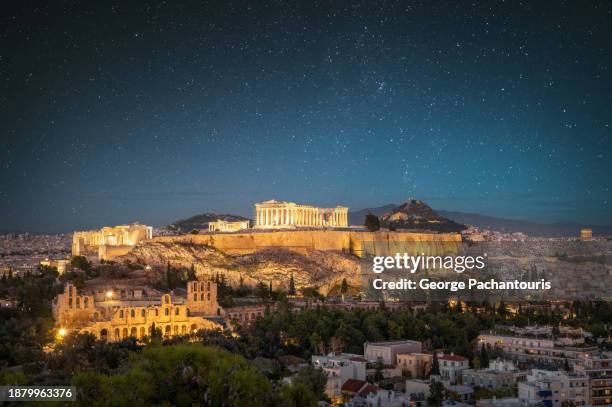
[173,325,179,335]
[122,328,128,338]
[100,329,108,341]
[165,308,169,316]
[190,324,197,333]
[140,327,145,338]
[164,325,171,336]
[130,327,137,337]
[114,328,120,340]
[181,325,187,334]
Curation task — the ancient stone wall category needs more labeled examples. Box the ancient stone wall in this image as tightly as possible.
[150,230,461,258]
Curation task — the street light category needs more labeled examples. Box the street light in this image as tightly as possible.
[106,290,113,300]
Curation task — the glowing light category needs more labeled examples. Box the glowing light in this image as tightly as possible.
[106,291,113,299]
[57,328,67,341]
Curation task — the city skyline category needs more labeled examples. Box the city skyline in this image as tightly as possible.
[1,1,611,233]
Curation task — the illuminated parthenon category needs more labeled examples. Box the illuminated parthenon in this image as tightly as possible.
[254,200,348,229]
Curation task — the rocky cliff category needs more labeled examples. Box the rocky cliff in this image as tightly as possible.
[119,239,361,295]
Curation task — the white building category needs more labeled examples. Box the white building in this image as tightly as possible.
[364,340,422,365]
[438,353,470,385]
[518,369,589,407]
[477,333,598,368]
[311,353,367,401]
[207,219,250,232]
[574,352,612,406]
[462,359,526,389]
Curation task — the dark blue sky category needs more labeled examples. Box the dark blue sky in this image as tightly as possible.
[1,1,611,233]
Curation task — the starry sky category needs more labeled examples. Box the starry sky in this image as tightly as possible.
[1,1,611,233]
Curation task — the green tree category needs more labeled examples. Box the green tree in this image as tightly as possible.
[73,344,277,406]
[70,256,91,272]
[293,365,327,401]
[340,278,348,299]
[364,213,380,232]
[480,343,490,368]
[428,381,445,407]
[288,274,296,295]
[431,352,440,375]
[255,281,269,299]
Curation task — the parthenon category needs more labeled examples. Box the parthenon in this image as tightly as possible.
[254,200,348,229]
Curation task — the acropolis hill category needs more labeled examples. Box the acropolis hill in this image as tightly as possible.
[70,200,463,294]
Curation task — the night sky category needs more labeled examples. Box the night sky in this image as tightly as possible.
[1,1,611,233]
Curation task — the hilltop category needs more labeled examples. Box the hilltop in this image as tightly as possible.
[380,200,466,233]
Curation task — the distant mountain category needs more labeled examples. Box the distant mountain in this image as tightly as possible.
[437,210,612,237]
[348,204,396,225]
[349,203,612,237]
[380,200,466,232]
[169,213,251,232]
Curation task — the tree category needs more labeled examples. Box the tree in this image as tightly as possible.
[480,343,490,368]
[497,300,508,318]
[166,262,174,289]
[340,278,348,300]
[72,344,276,406]
[188,264,197,281]
[431,352,440,375]
[374,357,385,382]
[364,213,380,232]
[288,274,296,295]
[190,229,199,234]
[428,381,445,407]
[255,282,269,299]
[293,365,327,401]
[71,256,91,272]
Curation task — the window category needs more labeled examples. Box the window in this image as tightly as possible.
[131,309,135,318]
[175,308,179,315]
[120,310,124,318]
[165,308,169,316]
[141,309,145,317]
